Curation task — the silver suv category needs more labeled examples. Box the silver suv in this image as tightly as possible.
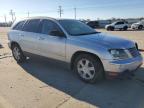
[131,20,144,30]
[8,17,143,83]
[105,21,128,31]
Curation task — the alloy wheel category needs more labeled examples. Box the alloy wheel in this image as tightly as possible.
[77,59,96,80]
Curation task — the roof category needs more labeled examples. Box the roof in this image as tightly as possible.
[11,16,77,28]
[18,16,76,21]
[20,16,56,21]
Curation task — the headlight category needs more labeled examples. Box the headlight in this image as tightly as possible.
[109,49,130,60]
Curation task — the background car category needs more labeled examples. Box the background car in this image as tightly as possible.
[131,20,144,30]
[87,21,99,28]
[105,21,128,31]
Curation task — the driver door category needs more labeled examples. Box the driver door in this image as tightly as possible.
[37,19,66,61]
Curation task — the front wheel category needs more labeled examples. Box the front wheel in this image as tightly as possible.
[107,26,114,31]
[73,54,105,83]
[12,44,26,63]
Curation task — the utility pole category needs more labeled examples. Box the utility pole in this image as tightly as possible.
[74,7,77,19]
[9,10,15,22]
[27,11,30,18]
[4,15,7,23]
[58,6,63,18]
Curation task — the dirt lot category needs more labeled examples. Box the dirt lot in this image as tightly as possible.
[0,27,144,108]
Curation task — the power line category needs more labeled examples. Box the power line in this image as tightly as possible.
[58,6,63,18]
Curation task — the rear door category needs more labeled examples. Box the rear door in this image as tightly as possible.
[19,19,41,54]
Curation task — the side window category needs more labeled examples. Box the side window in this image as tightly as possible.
[23,19,40,33]
[115,22,120,25]
[41,20,64,36]
[115,22,124,25]
[120,22,124,24]
[13,21,25,30]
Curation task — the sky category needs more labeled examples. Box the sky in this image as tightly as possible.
[0,0,144,22]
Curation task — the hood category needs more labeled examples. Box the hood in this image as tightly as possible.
[133,22,140,25]
[106,23,113,27]
[69,33,135,49]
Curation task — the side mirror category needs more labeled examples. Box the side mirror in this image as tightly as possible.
[49,30,65,37]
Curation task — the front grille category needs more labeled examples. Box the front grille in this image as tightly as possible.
[128,47,140,57]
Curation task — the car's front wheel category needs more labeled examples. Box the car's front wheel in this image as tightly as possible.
[74,54,105,83]
[12,44,26,63]
[107,26,114,31]
[138,25,143,30]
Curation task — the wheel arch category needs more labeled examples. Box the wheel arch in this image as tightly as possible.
[70,51,103,70]
[10,41,20,49]
[139,25,143,27]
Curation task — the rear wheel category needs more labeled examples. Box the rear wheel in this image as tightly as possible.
[73,54,105,83]
[12,44,26,63]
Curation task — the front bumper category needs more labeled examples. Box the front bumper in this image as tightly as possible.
[102,55,143,76]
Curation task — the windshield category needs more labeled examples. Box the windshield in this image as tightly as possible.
[58,20,99,36]
[112,22,117,25]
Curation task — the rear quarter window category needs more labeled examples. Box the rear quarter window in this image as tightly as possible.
[12,21,26,30]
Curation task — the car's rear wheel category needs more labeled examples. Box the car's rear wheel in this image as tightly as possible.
[12,44,26,63]
[73,54,105,83]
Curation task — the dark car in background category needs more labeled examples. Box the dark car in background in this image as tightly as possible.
[87,21,99,28]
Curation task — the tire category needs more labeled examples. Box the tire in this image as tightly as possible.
[123,26,128,31]
[138,25,143,30]
[73,54,105,83]
[12,44,26,63]
[110,27,114,31]
[107,26,114,31]
[106,27,110,31]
